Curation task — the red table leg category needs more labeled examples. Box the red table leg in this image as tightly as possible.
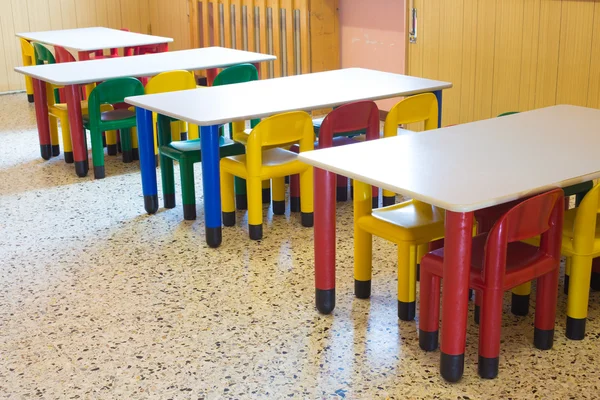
[65,84,88,177]
[32,78,52,160]
[314,167,337,313]
[440,210,473,382]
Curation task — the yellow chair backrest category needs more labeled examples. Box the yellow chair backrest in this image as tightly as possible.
[20,38,35,65]
[572,181,600,254]
[383,93,439,137]
[247,111,313,151]
[145,70,197,94]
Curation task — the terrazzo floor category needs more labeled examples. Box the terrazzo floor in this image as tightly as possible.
[1,92,600,399]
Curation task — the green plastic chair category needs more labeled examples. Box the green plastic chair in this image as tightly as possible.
[32,43,61,104]
[84,78,145,179]
[157,63,259,221]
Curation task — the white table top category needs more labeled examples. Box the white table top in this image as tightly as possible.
[16,27,172,52]
[14,47,276,85]
[124,68,452,125]
[299,105,600,212]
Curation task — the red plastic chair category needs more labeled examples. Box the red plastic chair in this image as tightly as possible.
[290,101,381,211]
[419,188,564,379]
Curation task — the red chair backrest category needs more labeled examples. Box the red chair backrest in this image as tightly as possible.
[483,188,564,284]
[318,101,380,149]
[54,46,76,63]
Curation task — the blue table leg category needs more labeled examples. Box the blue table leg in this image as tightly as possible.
[200,124,222,248]
[434,90,443,128]
[136,107,159,214]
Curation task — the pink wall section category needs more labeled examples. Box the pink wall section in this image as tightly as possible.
[339,0,407,111]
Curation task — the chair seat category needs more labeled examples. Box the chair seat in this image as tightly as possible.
[161,137,245,161]
[357,199,445,243]
[53,100,89,112]
[424,234,556,290]
[100,109,136,121]
[221,147,306,179]
[313,116,367,137]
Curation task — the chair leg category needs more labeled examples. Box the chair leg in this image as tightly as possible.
[131,127,139,161]
[299,167,314,227]
[382,189,395,206]
[564,257,571,295]
[336,174,348,201]
[397,242,417,321]
[58,114,73,163]
[180,159,196,220]
[120,128,133,163]
[566,255,593,340]
[478,288,504,379]
[234,177,248,210]
[262,180,271,204]
[416,243,429,282]
[49,115,60,157]
[354,181,373,299]
[248,176,264,240]
[159,154,176,209]
[419,261,440,351]
[272,176,286,215]
[534,269,559,350]
[290,174,300,212]
[106,130,118,155]
[90,127,106,179]
[221,169,236,227]
[511,282,531,316]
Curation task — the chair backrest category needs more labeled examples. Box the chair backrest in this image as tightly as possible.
[247,111,314,156]
[214,64,261,134]
[572,181,600,253]
[383,93,438,137]
[498,111,519,117]
[32,42,56,65]
[54,46,76,63]
[318,101,380,148]
[19,38,35,66]
[145,70,197,94]
[483,189,564,284]
[87,78,144,127]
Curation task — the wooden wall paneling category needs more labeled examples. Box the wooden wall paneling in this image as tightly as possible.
[0,13,10,92]
[93,0,109,29]
[437,0,464,126]
[58,0,78,29]
[294,0,310,74]
[231,0,243,50]
[421,0,440,81]
[5,0,31,91]
[517,0,540,111]
[587,0,600,109]
[407,0,423,79]
[555,0,596,107]
[105,0,123,29]
[534,0,561,108]
[209,0,221,46]
[121,0,143,33]
[241,0,255,51]
[222,0,233,48]
[255,0,268,78]
[26,0,53,32]
[472,0,496,121]
[74,0,98,28]
[47,0,65,30]
[280,0,294,76]
[491,0,524,117]
[266,0,281,77]
[308,0,338,74]
[198,0,210,47]
[458,0,478,123]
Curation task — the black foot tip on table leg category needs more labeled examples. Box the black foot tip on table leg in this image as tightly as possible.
[564,274,570,295]
[336,187,348,202]
[206,227,222,248]
[132,148,139,161]
[398,300,416,321]
[383,196,395,207]
[183,204,196,221]
[40,145,52,160]
[262,188,271,204]
[441,352,464,383]
[534,328,554,350]
[301,212,314,227]
[52,145,60,157]
[478,356,499,379]
[316,288,335,314]
[290,197,300,213]
[566,317,586,340]
[27,94,34,103]
[223,211,236,227]
[75,161,88,177]
[164,193,176,209]
[93,166,105,179]
[144,195,159,214]
[107,144,118,156]
[474,305,480,324]
[122,150,133,163]
[591,272,600,291]
[235,194,248,210]
[419,329,439,351]
[249,224,263,241]
[354,279,371,299]
[511,293,530,316]
[273,200,285,215]
[64,152,74,164]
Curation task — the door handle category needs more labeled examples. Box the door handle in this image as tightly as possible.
[409,6,417,44]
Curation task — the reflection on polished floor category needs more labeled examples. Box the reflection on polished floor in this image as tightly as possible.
[1,93,599,399]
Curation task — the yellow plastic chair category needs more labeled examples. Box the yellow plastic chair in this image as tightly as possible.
[19,38,35,103]
[353,93,442,322]
[220,111,315,240]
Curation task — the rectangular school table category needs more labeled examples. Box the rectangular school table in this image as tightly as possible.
[298,105,600,382]
[14,47,276,176]
[124,68,451,248]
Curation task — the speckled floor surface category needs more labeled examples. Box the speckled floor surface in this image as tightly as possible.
[1,92,600,399]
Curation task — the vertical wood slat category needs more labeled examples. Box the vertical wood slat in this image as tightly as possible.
[588,0,600,109]
[517,0,541,111]
[458,0,478,123]
[294,0,309,74]
[267,0,281,77]
[280,0,294,76]
[534,0,562,108]
[231,0,243,50]
[438,0,464,126]
[256,0,268,78]
[472,0,496,121]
